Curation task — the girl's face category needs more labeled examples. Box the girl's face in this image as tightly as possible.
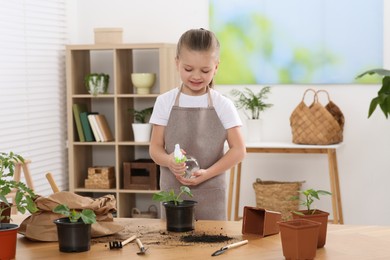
[176,47,219,96]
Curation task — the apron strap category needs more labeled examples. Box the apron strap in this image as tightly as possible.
[174,84,213,107]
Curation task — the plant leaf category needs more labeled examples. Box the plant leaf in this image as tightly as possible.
[81,209,96,224]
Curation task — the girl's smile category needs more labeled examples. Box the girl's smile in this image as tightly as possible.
[176,47,219,96]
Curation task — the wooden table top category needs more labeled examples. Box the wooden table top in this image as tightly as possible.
[13,216,390,260]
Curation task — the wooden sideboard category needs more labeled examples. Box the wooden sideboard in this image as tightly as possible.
[228,142,343,223]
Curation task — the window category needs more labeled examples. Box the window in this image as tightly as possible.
[0,0,68,196]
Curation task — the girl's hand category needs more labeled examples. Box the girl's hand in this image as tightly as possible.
[168,152,187,176]
[176,169,208,186]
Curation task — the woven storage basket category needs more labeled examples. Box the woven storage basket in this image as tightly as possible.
[290,89,345,145]
[131,205,158,219]
[253,178,304,221]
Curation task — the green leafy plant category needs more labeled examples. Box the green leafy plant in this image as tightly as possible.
[152,186,193,205]
[128,107,153,123]
[230,86,273,119]
[0,152,38,225]
[84,73,110,96]
[291,188,331,215]
[53,204,96,224]
[356,68,390,119]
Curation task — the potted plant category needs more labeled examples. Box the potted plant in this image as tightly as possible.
[356,68,390,118]
[0,151,38,260]
[128,106,153,142]
[52,204,96,252]
[152,186,197,232]
[230,86,273,142]
[84,73,109,96]
[291,188,331,248]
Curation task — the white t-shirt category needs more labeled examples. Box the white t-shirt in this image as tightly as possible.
[150,88,242,129]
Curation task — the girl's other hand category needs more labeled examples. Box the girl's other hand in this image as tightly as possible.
[176,169,208,186]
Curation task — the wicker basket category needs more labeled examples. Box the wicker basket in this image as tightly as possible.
[131,205,158,219]
[253,178,304,221]
[290,89,345,145]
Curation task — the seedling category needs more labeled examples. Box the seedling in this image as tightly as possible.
[291,188,331,215]
[152,186,193,205]
[53,204,96,224]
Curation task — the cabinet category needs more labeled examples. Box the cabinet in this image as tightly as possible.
[66,43,180,217]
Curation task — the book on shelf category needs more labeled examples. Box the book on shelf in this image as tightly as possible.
[72,103,88,142]
[95,114,114,142]
[88,114,103,142]
[80,112,98,142]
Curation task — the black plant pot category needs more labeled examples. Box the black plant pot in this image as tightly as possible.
[163,200,197,232]
[53,217,92,252]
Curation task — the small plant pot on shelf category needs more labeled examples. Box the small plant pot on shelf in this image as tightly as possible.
[163,200,197,232]
[292,209,330,248]
[132,123,152,142]
[53,217,92,252]
[278,219,321,260]
[0,223,18,260]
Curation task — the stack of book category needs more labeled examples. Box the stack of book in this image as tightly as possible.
[72,103,114,142]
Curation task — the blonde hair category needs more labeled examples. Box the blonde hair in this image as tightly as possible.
[176,28,220,87]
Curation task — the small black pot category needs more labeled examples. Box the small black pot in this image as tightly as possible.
[53,217,92,252]
[163,200,197,232]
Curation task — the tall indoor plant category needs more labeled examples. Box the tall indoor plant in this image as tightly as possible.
[230,86,273,142]
[291,188,331,248]
[0,151,38,260]
[128,107,153,142]
[356,68,390,118]
[153,186,197,232]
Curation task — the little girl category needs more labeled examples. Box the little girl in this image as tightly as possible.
[149,28,246,220]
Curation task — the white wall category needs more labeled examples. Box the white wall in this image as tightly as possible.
[68,0,390,225]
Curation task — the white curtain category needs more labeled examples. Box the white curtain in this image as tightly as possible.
[0,0,68,196]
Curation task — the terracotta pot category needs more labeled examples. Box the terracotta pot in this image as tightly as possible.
[0,223,18,260]
[163,200,197,232]
[242,206,281,236]
[53,217,92,252]
[278,219,321,260]
[292,209,330,248]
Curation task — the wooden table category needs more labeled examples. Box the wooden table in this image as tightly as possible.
[13,217,390,259]
[227,142,343,223]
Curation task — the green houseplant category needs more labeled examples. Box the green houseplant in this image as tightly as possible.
[356,68,390,118]
[128,107,154,142]
[291,188,331,248]
[0,151,38,260]
[0,152,38,222]
[84,73,109,96]
[230,86,273,142]
[230,86,273,120]
[53,204,96,252]
[153,186,197,232]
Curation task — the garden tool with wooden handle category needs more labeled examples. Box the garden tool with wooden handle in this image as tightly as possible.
[45,172,60,193]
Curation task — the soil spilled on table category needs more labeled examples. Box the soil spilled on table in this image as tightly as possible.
[181,233,233,243]
[92,220,239,248]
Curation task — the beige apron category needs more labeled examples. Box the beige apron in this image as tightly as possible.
[160,87,227,220]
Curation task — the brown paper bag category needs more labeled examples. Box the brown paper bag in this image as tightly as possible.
[18,191,124,241]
